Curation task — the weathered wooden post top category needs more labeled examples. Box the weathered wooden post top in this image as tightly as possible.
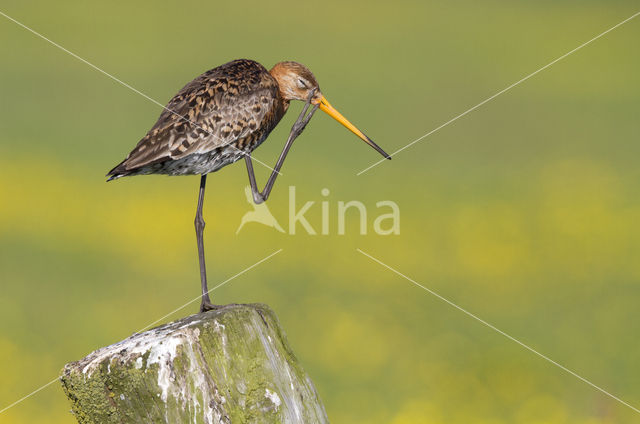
[60,304,329,423]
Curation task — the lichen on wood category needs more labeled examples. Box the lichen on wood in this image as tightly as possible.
[60,303,329,423]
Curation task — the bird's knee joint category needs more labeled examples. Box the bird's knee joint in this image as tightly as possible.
[253,193,265,204]
[194,216,206,230]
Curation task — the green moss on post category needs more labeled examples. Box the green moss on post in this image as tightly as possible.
[60,304,329,423]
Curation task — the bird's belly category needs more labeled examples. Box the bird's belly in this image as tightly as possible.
[157,146,245,175]
[141,129,273,177]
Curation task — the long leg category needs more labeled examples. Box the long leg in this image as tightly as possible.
[245,90,319,204]
[195,174,216,312]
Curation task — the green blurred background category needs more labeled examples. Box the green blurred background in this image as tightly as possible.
[1,0,639,422]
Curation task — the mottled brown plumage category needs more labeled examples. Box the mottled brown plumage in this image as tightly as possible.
[108,59,294,179]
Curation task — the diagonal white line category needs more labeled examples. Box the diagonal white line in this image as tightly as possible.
[0,248,283,414]
[357,248,640,415]
[357,10,640,176]
[0,378,59,415]
[138,248,283,332]
[0,10,281,175]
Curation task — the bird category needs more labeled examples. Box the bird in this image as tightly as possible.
[236,186,285,235]
[107,58,390,312]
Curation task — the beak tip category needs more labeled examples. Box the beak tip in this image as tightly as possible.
[366,135,391,160]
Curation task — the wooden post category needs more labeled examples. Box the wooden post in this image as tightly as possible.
[60,304,329,423]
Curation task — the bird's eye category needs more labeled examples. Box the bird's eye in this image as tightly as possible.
[297,79,307,89]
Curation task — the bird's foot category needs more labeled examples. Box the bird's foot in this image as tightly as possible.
[200,299,221,312]
[291,104,318,138]
[291,121,308,138]
[302,104,319,126]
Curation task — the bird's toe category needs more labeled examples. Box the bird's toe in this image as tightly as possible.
[200,300,221,313]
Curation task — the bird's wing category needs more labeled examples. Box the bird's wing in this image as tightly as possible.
[114,60,280,172]
[170,87,277,159]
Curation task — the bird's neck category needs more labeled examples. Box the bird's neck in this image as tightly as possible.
[281,98,290,113]
[269,65,294,105]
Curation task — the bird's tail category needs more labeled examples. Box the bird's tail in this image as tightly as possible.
[106,159,128,182]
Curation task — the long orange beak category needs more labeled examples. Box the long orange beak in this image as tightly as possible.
[315,96,391,160]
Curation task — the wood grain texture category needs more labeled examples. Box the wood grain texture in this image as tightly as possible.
[60,304,329,424]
